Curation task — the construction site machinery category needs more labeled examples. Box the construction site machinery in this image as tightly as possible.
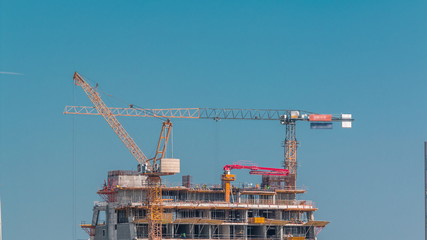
[65,106,353,189]
[222,164,289,203]
[72,72,179,240]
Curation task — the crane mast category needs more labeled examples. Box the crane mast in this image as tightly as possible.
[284,122,297,188]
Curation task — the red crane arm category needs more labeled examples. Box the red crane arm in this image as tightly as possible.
[223,164,289,176]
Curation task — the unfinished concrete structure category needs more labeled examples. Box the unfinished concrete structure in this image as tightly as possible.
[81,170,327,240]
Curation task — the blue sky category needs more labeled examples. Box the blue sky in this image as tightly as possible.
[1,0,426,239]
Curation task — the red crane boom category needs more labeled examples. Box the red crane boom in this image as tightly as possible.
[223,164,289,176]
[221,164,288,202]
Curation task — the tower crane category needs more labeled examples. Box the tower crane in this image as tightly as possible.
[65,105,353,189]
[71,72,178,240]
[221,164,289,203]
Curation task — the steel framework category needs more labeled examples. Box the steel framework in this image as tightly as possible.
[149,120,173,171]
[72,73,148,166]
[147,176,162,240]
[64,106,324,120]
[66,89,353,192]
[284,122,298,189]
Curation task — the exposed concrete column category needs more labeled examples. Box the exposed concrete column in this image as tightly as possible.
[276,210,283,239]
[92,207,100,226]
[219,225,230,239]
[308,211,314,221]
[128,223,137,240]
[165,224,174,238]
[171,224,175,238]
[128,209,136,240]
[106,204,117,240]
[253,225,267,239]
[205,209,211,219]
[189,224,195,239]
[211,225,218,238]
[262,225,267,239]
[243,209,248,223]
[233,225,246,240]
[241,225,248,240]
[199,224,210,238]
[127,208,136,240]
[279,226,284,240]
[205,210,212,238]
[276,210,282,220]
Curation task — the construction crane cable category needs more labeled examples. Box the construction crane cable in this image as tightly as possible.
[72,72,149,166]
[77,74,167,122]
[71,83,77,240]
[95,90,168,122]
[131,103,168,122]
[171,126,174,158]
[97,88,132,109]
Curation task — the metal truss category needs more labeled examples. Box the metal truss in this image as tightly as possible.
[64,106,315,121]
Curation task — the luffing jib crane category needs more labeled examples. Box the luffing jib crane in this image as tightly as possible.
[72,72,179,240]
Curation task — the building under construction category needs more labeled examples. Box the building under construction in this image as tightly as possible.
[68,72,353,240]
[81,170,327,240]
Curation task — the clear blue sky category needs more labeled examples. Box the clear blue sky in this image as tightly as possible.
[1,0,426,239]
